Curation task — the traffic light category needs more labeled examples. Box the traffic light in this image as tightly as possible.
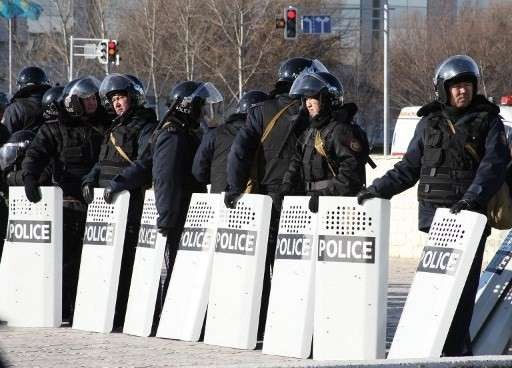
[107,39,118,65]
[97,39,108,64]
[284,6,297,40]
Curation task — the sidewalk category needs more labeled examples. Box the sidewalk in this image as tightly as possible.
[0,258,510,368]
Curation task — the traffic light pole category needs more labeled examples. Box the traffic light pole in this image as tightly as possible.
[383,0,389,156]
[68,36,115,81]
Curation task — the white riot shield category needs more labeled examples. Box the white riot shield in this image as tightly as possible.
[72,189,130,333]
[0,187,62,327]
[470,230,512,340]
[388,209,487,359]
[156,193,219,341]
[204,193,272,349]
[262,196,317,358]
[472,284,512,355]
[314,197,390,361]
[123,190,166,337]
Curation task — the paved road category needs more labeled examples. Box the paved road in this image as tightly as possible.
[0,258,510,368]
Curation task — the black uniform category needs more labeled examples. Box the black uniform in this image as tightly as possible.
[109,112,205,313]
[226,90,308,338]
[367,95,510,355]
[22,112,108,319]
[83,106,156,327]
[282,103,366,196]
[2,85,50,134]
[192,113,246,193]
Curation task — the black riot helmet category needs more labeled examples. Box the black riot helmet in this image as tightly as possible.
[99,73,142,111]
[63,76,101,117]
[0,130,35,171]
[42,86,64,120]
[277,58,328,86]
[434,55,480,104]
[237,90,268,114]
[167,81,224,127]
[290,70,344,109]
[16,66,50,91]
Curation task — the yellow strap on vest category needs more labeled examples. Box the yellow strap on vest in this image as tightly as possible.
[110,132,135,165]
[314,130,337,177]
[244,101,297,193]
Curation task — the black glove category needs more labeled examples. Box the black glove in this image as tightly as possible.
[158,227,169,236]
[357,187,378,205]
[103,185,116,204]
[82,183,95,204]
[24,175,41,203]
[224,191,241,209]
[450,199,475,214]
[308,194,319,213]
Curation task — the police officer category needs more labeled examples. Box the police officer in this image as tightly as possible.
[82,73,157,328]
[103,81,218,314]
[192,90,268,193]
[2,66,51,134]
[357,55,510,356]
[22,77,109,321]
[282,71,368,212]
[225,57,327,338]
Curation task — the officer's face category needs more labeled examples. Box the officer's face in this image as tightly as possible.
[448,81,473,109]
[111,94,130,116]
[82,95,97,115]
[306,97,321,118]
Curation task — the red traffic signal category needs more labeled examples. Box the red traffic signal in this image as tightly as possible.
[284,6,298,40]
[107,39,118,64]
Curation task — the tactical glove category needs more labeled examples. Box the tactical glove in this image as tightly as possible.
[82,184,95,204]
[158,227,169,236]
[24,175,41,203]
[103,185,116,204]
[450,199,475,214]
[357,187,378,205]
[224,191,241,209]
[308,194,319,213]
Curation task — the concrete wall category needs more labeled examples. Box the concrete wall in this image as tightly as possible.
[368,155,508,263]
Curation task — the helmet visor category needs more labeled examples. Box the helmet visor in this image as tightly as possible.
[0,143,26,170]
[289,73,330,98]
[186,82,224,104]
[68,76,100,99]
[99,74,133,99]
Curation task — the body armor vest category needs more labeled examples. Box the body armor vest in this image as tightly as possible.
[258,98,301,191]
[98,123,140,187]
[301,121,338,185]
[59,123,103,192]
[418,112,487,205]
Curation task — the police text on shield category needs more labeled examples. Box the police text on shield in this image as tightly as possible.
[179,227,213,251]
[318,235,375,263]
[417,246,462,275]
[6,220,52,244]
[215,228,257,255]
[83,222,115,246]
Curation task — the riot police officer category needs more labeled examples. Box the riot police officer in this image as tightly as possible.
[192,90,268,193]
[82,73,157,328]
[282,71,369,212]
[22,77,109,321]
[2,66,51,134]
[225,57,327,338]
[357,55,510,356]
[103,81,220,324]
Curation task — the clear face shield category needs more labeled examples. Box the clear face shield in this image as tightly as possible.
[185,82,224,126]
[0,142,29,171]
